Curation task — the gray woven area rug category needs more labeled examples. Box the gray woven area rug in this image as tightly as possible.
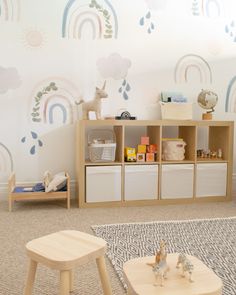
[92,217,236,295]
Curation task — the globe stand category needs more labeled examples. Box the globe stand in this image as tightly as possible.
[202,112,212,120]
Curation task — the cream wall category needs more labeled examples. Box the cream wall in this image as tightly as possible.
[0,0,236,191]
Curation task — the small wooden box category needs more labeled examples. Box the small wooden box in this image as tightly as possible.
[141,136,149,145]
[146,153,155,162]
[138,145,146,153]
[137,153,145,162]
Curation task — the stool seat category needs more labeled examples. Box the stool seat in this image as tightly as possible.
[24,230,112,295]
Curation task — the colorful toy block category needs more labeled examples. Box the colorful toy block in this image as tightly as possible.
[146,152,155,162]
[137,153,145,162]
[147,144,157,153]
[141,136,149,145]
[125,147,136,162]
[138,145,146,153]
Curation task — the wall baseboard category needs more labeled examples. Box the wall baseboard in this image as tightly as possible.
[1,175,236,201]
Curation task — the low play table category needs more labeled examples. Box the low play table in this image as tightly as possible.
[123,253,222,295]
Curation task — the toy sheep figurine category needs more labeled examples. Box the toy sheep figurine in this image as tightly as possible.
[176,253,194,282]
[75,81,108,120]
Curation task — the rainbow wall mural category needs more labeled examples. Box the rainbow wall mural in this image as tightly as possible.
[174,54,212,84]
[192,0,222,17]
[0,143,13,174]
[0,0,20,21]
[29,78,79,126]
[62,0,118,40]
[225,76,236,112]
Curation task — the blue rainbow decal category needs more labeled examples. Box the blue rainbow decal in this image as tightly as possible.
[192,0,221,17]
[62,0,118,39]
[0,0,20,21]
[225,76,236,112]
[43,95,73,124]
[0,142,13,172]
[48,103,67,124]
[174,54,212,84]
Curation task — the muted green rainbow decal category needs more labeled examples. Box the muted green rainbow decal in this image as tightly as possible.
[192,0,222,17]
[225,76,236,112]
[0,143,13,172]
[174,54,212,84]
[0,0,20,21]
[62,0,118,39]
[29,78,78,126]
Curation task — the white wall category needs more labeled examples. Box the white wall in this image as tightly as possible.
[0,0,236,191]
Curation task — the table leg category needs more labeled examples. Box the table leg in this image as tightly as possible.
[69,269,74,292]
[96,256,112,295]
[24,259,38,295]
[60,270,70,295]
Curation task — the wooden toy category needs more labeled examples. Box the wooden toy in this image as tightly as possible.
[137,145,146,153]
[146,153,155,162]
[147,144,157,153]
[125,147,136,162]
[176,253,194,282]
[75,81,107,120]
[137,153,145,162]
[141,136,149,145]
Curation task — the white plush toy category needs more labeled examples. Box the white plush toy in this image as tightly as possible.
[75,81,108,120]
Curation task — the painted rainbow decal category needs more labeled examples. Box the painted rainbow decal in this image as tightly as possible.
[192,0,222,17]
[0,0,20,21]
[174,54,212,84]
[29,78,79,126]
[225,76,236,112]
[62,0,118,39]
[0,143,13,173]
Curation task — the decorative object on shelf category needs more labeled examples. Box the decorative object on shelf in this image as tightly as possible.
[137,153,145,162]
[141,136,150,145]
[75,81,107,120]
[146,152,155,162]
[197,148,223,159]
[162,138,186,161]
[88,129,116,162]
[137,144,147,153]
[197,89,218,120]
[124,147,136,162]
[115,109,137,120]
[160,102,193,120]
[176,253,194,282]
[147,240,170,287]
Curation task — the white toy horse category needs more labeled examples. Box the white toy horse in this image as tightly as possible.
[75,81,108,120]
[176,253,194,282]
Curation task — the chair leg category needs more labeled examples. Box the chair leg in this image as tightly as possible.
[60,270,70,295]
[96,256,112,295]
[8,196,12,212]
[24,259,38,295]
[69,270,74,292]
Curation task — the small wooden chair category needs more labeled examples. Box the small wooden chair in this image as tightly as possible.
[24,230,112,295]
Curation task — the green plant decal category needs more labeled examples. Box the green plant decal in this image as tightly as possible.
[89,0,113,39]
[31,82,58,122]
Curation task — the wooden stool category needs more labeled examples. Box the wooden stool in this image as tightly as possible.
[24,230,112,295]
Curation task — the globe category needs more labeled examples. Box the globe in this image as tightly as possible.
[198,89,218,112]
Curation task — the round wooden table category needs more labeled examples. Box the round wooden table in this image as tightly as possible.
[123,253,223,295]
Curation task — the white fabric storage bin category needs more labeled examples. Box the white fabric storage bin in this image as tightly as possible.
[196,163,227,197]
[162,140,186,161]
[124,165,158,201]
[160,102,193,120]
[161,164,194,199]
[86,166,121,202]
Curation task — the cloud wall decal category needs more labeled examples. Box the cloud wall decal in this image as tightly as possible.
[0,66,22,94]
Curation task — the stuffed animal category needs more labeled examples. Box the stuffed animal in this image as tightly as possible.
[75,81,108,120]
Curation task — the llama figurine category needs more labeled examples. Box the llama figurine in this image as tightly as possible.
[75,81,108,120]
[176,253,194,282]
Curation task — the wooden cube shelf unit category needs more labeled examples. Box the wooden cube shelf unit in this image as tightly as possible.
[76,120,234,208]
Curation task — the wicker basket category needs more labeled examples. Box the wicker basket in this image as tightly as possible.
[88,129,116,162]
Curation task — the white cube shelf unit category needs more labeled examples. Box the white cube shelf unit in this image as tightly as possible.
[75,120,234,208]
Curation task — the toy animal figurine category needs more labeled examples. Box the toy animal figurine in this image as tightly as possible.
[147,240,170,287]
[75,81,108,120]
[176,253,194,282]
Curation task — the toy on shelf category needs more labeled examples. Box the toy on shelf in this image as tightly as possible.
[197,148,223,159]
[138,144,146,153]
[141,136,149,145]
[176,253,194,282]
[146,153,155,162]
[125,147,136,162]
[147,240,170,287]
[137,153,145,162]
[75,81,107,120]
